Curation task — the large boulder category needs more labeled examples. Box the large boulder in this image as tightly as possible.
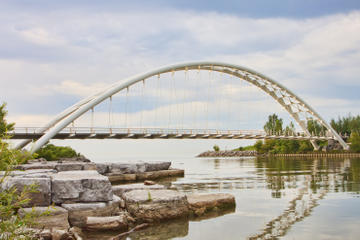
[19,206,70,230]
[54,162,97,172]
[51,170,113,204]
[85,215,128,231]
[136,169,184,180]
[61,195,121,228]
[144,162,171,172]
[123,189,189,222]
[109,163,138,174]
[112,183,165,198]
[187,193,235,216]
[1,177,51,207]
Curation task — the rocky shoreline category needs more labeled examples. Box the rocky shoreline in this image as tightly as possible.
[1,158,236,240]
[197,150,258,157]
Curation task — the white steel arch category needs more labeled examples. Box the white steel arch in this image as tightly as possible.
[17,61,349,153]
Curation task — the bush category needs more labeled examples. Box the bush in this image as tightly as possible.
[350,132,360,153]
[0,103,41,239]
[213,145,220,152]
[35,144,79,161]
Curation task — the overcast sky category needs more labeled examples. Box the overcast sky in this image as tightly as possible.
[1,0,360,160]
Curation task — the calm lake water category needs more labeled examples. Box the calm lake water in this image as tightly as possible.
[91,156,360,240]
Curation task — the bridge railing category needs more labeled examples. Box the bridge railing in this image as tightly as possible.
[12,127,270,136]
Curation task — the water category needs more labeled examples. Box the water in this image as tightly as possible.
[93,156,360,239]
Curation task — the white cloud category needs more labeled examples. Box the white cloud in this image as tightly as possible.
[1,7,359,135]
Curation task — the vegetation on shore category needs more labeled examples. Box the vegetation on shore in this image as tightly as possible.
[214,113,360,154]
[0,103,41,239]
[35,144,80,161]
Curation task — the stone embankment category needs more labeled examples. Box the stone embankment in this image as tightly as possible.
[2,158,235,240]
[197,150,258,157]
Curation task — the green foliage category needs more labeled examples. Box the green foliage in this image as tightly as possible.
[249,139,313,154]
[213,145,220,152]
[0,103,40,239]
[349,132,360,153]
[264,114,283,135]
[330,114,360,136]
[307,118,326,136]
[0,103,15,138]
[236,145,256,151]
[35,144,79,161]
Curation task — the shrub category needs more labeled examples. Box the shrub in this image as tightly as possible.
[35,144,79,161]
[350,132,360,153]
[213,145,220,152]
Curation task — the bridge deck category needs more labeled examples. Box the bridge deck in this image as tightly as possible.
[9,127,334,141]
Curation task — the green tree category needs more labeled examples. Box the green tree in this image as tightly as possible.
[0,103,40,239]
[35,144,79,161]
[349,132,360,153]
[264,114,283,135]
[0,103,15,138]
[213,145,220,152]
[307,118,326,136]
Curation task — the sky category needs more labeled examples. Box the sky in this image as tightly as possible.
[1,0,360,160]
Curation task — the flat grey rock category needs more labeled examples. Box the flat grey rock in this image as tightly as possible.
[1,177,51,207]
[19,206,70,230]
[61,195,121,228]
[112,183,165,198]
[51,170,113,204]
[123,189,189,222]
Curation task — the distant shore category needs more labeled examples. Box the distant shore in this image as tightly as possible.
[197,150,360,158]
[197,150,258,157]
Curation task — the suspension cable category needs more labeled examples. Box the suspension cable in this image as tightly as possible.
[108,96,113,130]
[91,107,94,133]
[125,87,129,129]
[139,80,145,129]
[153,74,160,128]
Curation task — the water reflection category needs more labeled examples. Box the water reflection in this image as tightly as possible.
[102,157,360,240]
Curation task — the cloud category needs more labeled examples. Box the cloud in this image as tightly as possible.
[1,6,359,133]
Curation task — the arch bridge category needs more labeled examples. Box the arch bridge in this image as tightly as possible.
[13,61,349,153]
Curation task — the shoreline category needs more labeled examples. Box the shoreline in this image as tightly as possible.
[197,150,360,158]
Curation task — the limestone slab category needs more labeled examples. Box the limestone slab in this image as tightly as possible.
[61,195,121,228]
[1,177,51,207]
[187,193,235,216]
[136,169,184,180]
[19,206,70,230]
[85,215,128,231]
[112,183,165,198]
[123,189,189,222]
[51,170,113,204]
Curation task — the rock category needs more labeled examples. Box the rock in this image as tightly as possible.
[112,183,165,198]
[96,163,110,175]
[58,155,91,163]
[123,189,189,222]
[187,193,235,216]
[27,158,47,164]
[85,215,128,231]
[69,227,84,240]
[51,170,113,204]
[144,180,156,185]
[106,173,136,182]
[61,195,121,228]
[144,162,171,172]
[54,162,97,172]
[52,229,74,240]
[0,169,56,178]
[110,163,138,174]
[1,177,51,207]
[36,229,52,240]
[136,169,184,180]
[19,206,70,230]
[14,162,57,171]
[197,150,258,157]
[128,219,188,240]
